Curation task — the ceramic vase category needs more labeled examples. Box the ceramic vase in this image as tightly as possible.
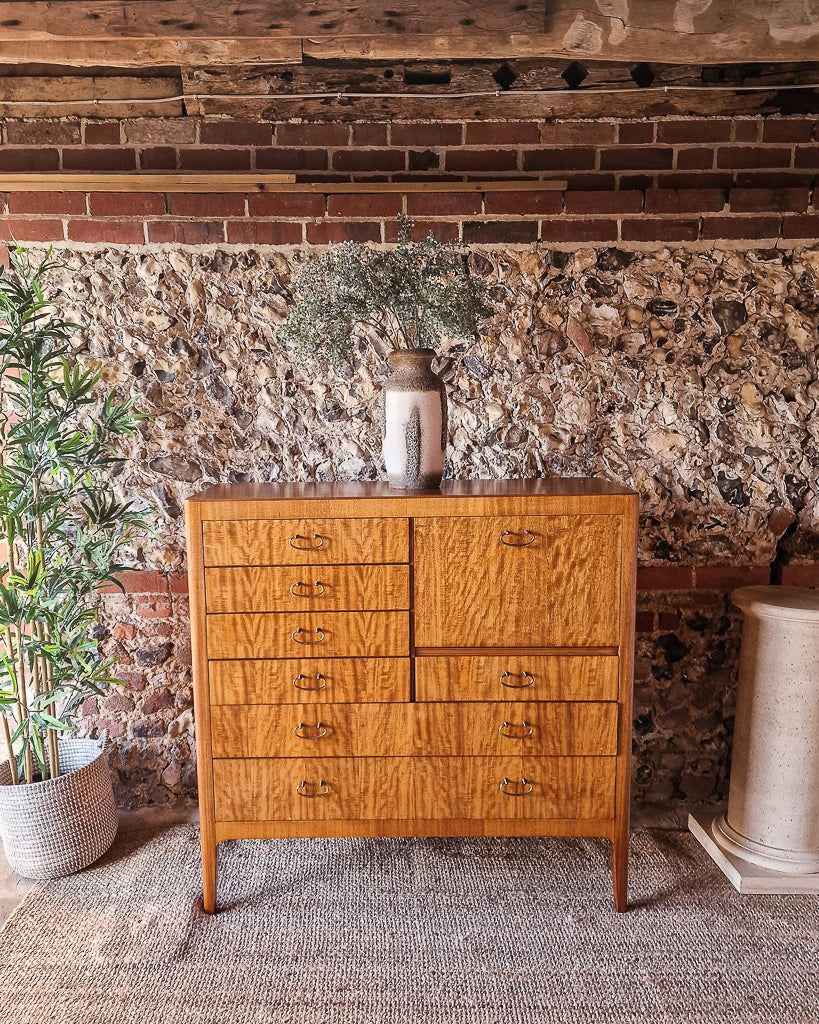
[382,348,447,489]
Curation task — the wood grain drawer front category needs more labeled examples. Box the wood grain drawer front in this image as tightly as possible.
[206,611,410,660]
[415,655,619,702]
[213,755,615,823]
[212,704,363,758]
[209,657,411,705]
[203,518,409,567]
[205,564,410,614]
[414,514,622,648]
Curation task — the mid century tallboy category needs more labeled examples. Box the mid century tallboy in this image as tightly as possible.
[185,480,638,913]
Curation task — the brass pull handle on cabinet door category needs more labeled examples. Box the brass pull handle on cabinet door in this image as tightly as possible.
[499,720,533,739]
[499,529,535,546]
[289,580,325,597]
[292,627,326,645]
[289,533,324,550]
[294,722,327,740]
[500,777,533,797]
[297,779,329,798]
[293,672,327,691]
[500,670,535,689]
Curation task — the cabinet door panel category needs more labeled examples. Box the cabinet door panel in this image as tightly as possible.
[414,515,621,648]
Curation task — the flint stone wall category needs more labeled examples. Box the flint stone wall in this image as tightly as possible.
[36,243,819,812]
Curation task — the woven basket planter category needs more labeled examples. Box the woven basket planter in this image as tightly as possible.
[0,737,118,879]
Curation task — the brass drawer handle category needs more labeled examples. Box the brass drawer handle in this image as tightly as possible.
[500,670,535,689]
[499,720,533,739]
[289,533,324,550]
[500,529,535,547]
[292,627,325,645]
[294,722,327,740]
[290,580,326,597]
[297,779,329,798]
[293,672,327,691]
[500,777,533,797]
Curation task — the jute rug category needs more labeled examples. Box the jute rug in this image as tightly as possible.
[1,826,817,1024]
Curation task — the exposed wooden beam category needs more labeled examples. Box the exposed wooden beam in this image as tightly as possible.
[0,175,566,193]
[0,1,816,68]
[0,75,184,117]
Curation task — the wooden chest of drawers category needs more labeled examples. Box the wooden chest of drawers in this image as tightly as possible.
[186,480,638,913]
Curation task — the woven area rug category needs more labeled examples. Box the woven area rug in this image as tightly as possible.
[1,826,817,1024]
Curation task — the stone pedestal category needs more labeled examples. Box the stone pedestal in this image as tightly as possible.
[690,585,819,893]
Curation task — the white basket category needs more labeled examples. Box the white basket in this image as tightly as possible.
[0,737,118,879]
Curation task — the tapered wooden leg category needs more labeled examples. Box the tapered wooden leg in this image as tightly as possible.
[202,834,217,914]
[611,834,629,912]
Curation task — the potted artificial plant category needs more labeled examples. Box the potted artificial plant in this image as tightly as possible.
[277,216,486,488]
[0,248,151,879]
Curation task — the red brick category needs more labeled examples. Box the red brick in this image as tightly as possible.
[619,174,654,191]
[563,190,642,215]
[248,192,326,217]
[275,123,349,147]
[62,148,137,171]
[0,218,64,242]
[465,121,540,145]
[645,188,724,214]
[96,719,125,739]
[729,187,809,213]
[522,148,596,172]
[141,688,173,714]
[637,566,693,590]
[257,147,328,171]
[445,149,519,172]
[620,218,699,242]
[635,611,655,633]
[83,121,121,145]
[178,148,251,171]
[781,564,819,588]
[200,120,272,146]
[700,215,780,239]
[600,147,674,171]
[484,190,562,216]
[462,221,538,244]
[228,221,303,245]
[148,220,226,244]
[306,221,382,244]
[658,611,681,630]
[352,123,389,146]
[169,572,189,595]
[112,623,137,641]
[136,595,173,618]
[734,171,813,189]
[658,120,732,144]
[7,192,86,215]
[100,571,169,594]
[384,219,459,242]
[333,149,405,172]
[675,148,716,170]
[540,122,614,146]
[794,145,819,168]
[168,192,246,217]
[782,215,819,238]
[716,146,792,169]
[617,122,654,144]
[694,566,769,589]
[327,193,404,218]
[405,192,482,217]
[391,123,462,147]
[762,118,814,143]
[5,120,81,145]
[67,220,144,244]
[733,120,761,142]
[140,147,177,170]
[657,172,732,189]
[408,149,440,171]
[89,192,166,217]
[540,219,617,243]
[559,172,617,189]
[0,149,59,171]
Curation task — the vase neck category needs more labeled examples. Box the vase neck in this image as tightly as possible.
[389,348,436,368]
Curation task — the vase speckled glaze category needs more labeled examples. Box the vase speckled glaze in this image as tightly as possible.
[382,348,447,489]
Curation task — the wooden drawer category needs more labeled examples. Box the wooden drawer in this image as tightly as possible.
[205,564,410,614]
[211,701,617,759]
[414,514,622,648]
[203,518,409,567]
[213,755,616,822]
[206,611,410,660]
[209,657,411,705]
[416,654,619,702]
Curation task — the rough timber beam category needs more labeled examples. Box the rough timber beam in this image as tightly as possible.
[0,1,816,68]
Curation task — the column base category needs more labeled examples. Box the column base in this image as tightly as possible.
[689,812,819,894]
